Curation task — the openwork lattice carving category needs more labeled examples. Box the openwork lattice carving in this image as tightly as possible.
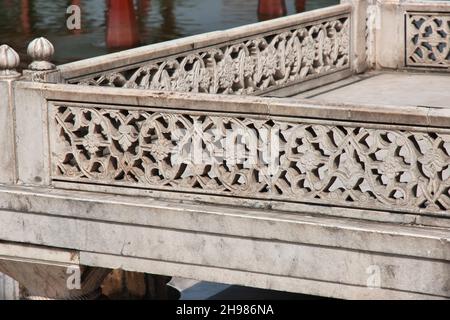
[72,16,350,95]
[406,13,450,68]
[51,104,450,215]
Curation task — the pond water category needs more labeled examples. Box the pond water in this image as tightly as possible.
[0,0,339,67]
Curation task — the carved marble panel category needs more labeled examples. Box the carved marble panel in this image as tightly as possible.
[50,103,450,215]
[71,16,350,95]
[406,13,450,68]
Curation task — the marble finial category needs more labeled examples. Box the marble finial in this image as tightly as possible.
[27,37,55,71]
[0,44,20,78]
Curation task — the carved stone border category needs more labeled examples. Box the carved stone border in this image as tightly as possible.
[48,101,450,217]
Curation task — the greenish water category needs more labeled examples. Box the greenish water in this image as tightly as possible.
[0,0,339,66]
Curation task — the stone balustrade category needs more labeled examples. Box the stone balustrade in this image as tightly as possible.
[1,0,450,300]
[58,4,354,96]
[48,93,450,218]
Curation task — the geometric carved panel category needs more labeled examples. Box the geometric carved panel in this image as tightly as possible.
[406,13,450,68]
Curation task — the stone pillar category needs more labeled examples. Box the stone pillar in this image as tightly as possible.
[341,0,369,73]
[258,0,287,21]
[374,0,403,69]
[0,273,20,300]
[0,243,110,300]
[0,44,20,185]
[14,37,58,187]
[365,1,376,69]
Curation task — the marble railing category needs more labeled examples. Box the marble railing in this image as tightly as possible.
[2,0,450,302]
[47,1,448,219]
[0,273,20,300]
[57,4,353,96]
[1,0,450,222]
[40,85,450,219]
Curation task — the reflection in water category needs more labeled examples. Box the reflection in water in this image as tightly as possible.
[258,0,287,21]
[106,0,140,48]
[0,0,339,65]
[159,0,179,41]
[137,0,151,28]
[20,0,30,35]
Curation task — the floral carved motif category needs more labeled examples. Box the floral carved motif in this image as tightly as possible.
[51,104,450,215]
[406,13,450,68]
[72,16,350,95]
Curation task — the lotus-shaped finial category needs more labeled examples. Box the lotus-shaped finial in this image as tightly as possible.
[0,44,20,77]
[27,37,55,71]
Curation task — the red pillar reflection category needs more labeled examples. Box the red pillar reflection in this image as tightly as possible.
[106,0,140,49]
[295,0,306,13]
[258,0,287,21]
[21,0,30,34]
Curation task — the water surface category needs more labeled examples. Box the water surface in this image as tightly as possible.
[0,0,339,66]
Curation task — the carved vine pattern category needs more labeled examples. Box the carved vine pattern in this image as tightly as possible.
[406,13,450,68]
[52,104,450,215]
[72,16,350,95]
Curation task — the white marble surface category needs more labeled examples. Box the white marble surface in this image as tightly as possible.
[304,72,450,108]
